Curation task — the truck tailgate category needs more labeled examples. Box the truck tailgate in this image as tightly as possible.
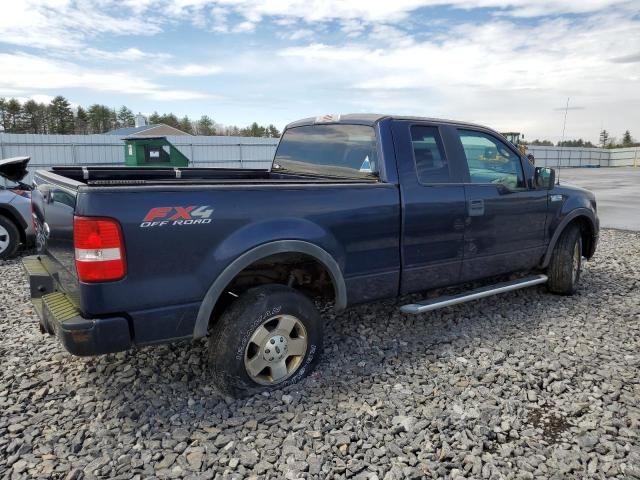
[31,171,81,303]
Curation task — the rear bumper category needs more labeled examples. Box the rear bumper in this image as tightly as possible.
[23,255,132,356]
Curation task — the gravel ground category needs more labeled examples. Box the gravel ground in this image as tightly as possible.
[1,229,639,480]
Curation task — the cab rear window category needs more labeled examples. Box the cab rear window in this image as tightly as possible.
[273,124,378,180]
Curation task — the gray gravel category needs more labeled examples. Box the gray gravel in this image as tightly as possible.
[1,229,639,479]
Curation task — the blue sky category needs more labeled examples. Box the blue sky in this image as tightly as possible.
[1,0,639,142]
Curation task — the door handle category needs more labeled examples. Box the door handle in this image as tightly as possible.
[468,199,484,216]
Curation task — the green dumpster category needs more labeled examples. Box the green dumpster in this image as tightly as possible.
[123,136,189,167]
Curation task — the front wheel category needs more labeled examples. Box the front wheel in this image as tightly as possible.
[547,225,582,295]
[208,284,323,397]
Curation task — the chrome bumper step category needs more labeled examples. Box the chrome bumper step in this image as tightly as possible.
[400,274,548,315]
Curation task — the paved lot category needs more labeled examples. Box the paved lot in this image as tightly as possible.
[1,229,639,479]
[559,167,640,231]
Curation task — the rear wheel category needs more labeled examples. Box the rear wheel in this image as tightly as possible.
[547,225,582,295]
[0,215,20,260]
[208,284,323,397]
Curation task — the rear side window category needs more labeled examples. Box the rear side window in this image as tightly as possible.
[273,124,378,180]
[410,125,451,183]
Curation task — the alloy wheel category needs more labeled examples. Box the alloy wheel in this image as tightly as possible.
[244,314,308,385]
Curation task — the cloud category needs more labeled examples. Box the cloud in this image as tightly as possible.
[553,106,586,111]
[232,20,256,32]
[83,48,173,62]
[611,52,640,64]
[0,53,211,101]
[13,94,56,105]
[216,1,640,25]
[278,14,640,93]
[276,11,640,139]
[155,0,636,23]
[281,29,315,41]
[3,0,631,52]
[160,64,224,76]
[1,0,638,139]
[0,1,162,50]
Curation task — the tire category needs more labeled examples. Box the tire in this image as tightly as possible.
[547,225,582,295]
[0,215,20,260]
[208,284,323,397]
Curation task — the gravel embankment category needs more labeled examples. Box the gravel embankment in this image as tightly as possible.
[1,229,639,480]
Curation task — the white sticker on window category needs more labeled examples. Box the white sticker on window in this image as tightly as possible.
[359,155,372,173]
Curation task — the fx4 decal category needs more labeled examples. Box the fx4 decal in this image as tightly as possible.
[140,206,214,228]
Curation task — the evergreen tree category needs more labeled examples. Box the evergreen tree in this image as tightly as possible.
[0,95,283,138]
[148,111,161,124]
[599,129,609,148]
[6,98,22,133]
[0,98,7,131]
[530,139,554,146]
[622,130,633,146]
[266,124,281,138]
[87,104,113,133]
[158,113,180,128]
[75,106,89,134]
[22,100,42,133]
[241,122,266,137]
[178,115,194,134]
[110,109,118,130]
[117,106,135,127]
[48,96,74,134]
[196,115,215,135]
[557,139,596,148]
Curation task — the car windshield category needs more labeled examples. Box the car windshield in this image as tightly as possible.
[272,124,378,180]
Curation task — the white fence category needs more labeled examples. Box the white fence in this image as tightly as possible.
[1,133,638,185]
[528,146,640,168]
[0,133,279,183]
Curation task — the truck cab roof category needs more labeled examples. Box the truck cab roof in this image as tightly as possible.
[286,113,493,132]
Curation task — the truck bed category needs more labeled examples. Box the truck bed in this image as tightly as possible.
[46,166,379,187]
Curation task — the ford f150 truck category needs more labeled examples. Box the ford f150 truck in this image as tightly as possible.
[17,114,598,396]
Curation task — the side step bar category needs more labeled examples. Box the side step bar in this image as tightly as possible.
[400,274,548,315]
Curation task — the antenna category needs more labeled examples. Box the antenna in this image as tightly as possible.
[557,97,570,184]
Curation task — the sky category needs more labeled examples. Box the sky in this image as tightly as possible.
[0,0,639,142]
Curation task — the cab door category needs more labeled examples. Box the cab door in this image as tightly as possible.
[450,129,548,280]
[392,121,467,294]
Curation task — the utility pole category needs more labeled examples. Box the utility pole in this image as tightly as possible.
[557,97,570,184]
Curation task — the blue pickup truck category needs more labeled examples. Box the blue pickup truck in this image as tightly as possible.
[16,114,598,396]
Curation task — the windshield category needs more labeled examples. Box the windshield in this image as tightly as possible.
[272,124,378,180]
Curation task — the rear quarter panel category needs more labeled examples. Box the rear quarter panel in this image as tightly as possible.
[76,183,400,317]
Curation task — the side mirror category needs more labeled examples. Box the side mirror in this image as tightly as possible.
[527,153,535,165]
[534,167,555,190]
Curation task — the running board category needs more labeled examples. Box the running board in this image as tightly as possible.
[400,274,548,315]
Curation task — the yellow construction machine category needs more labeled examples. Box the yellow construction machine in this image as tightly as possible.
[501,132,535,164]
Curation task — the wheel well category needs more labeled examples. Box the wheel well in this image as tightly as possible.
[569,216,595,259]
[0,208,26,244]
[210,252,336,325]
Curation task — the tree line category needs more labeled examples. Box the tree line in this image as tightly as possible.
[0,96,281,138]
[526,129,638,148]
[527,139,597,147]
[598,129,639,149]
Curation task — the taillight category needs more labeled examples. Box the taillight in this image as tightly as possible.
[10,189,30,198]
[74,216,126,282]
